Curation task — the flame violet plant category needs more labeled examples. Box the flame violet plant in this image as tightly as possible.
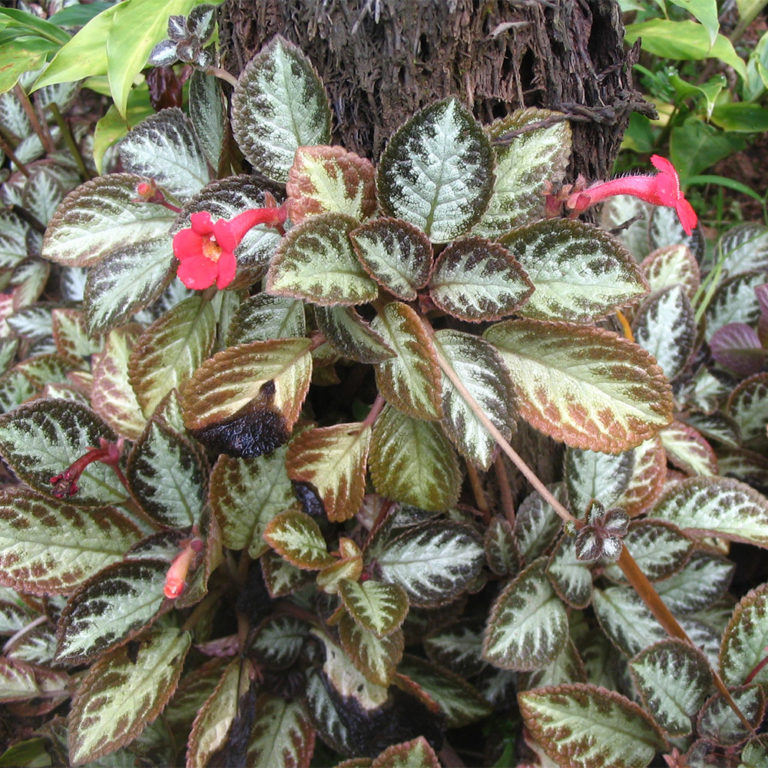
[0,17,768,768]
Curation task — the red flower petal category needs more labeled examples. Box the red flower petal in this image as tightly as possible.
[650,155,677,178]
[190,211,214,235]
[676,197,698,236]
[213,219,238,252]
[172,228,204,261]
[177,254,219,290]
[216,250,237,289]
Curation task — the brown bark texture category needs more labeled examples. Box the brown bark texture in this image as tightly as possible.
[220,0,652,181]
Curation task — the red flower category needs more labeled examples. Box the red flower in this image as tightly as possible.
[50,438,124,498]
[164,537,204,599]
[566,155,698,236]
[172,203,287,290]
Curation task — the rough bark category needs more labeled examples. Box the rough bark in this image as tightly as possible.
[220,0,652,180]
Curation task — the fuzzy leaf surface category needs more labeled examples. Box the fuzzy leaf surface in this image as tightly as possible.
[350,217,432,300]
[181,338,312,457]
[546,534,594,609]
[428,237,532,322]
[68,624,190,765]
[565,448,634,513]
[55,559,167,665]
[727,372,768,447]
[338,612,403,687]
[629,639,713,738]
[0,400,126,505]
[251,615,307,669]
[378,98,494,242]
[483,559,568,670]
[314,305,395,364]
[484,517,519,578]
[0,488,139,596]
[42,173,175,268]
[372,302,442,421]
[210,447,295,558]
[705,270,764,341]
[129,295,216,418]
[375,520,483,607]
[592,585,666,656]
[660,421,718,477]
[697,686,765,746]
[476,108,571,237]
[263,508,333,570]
[118,108,210,200]
[246,693,315,768]
[500,220,647,322]
[227,295,306,346]
[267,213,378,305]
[719,223,768,275]
[519,684,666,768]
[338,579,408,638]
[640,244,700,300]
[434,329,516,470]
[720,584,768,687]
[231,36,332,183]
[651,477,768,547]
[615,437,667,517]
[369,405,460,512]
[485,319,673,452]
[370,736,440,768]
[515,484,566,561]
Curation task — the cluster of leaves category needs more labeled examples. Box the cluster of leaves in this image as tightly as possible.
[0,16,767,768]
[620,0,768,210]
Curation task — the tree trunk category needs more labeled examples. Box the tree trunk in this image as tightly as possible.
[219,0,651,180]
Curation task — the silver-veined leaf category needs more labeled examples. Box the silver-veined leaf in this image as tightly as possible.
[369,405,460,512]
[314,305,395,364]
[515,484,565,561]
[705,270,765,341]
[519,684,667,768]
[483,559,568,670]
[424,621,486,678]
[720,584,768,687]
[189,71,226,170]
[370,736,440,768]
[0,488,140,595]
[338,612,403,687]
[592,585,666,656]
[267,213,378,305]
[250,614,307,669]
[726,372,768,447]
[640,244,700,300]
[546,534,593,609]
[378,98,494,242]
[68,624,190,765]
[697,685,765,747]
[374,519,483,607]
[246,693,315,768]
[484,517,519,578]
[263,508,333,570]
[565,447,634,513]
[653,550,734,614]
[500,219,648,323]
[231,36,331,183]
[719,223,768,276]
[614,437,667,517]
[227,294,306,346]
[475,108,571,237]
[338,579,408,638]
[485,319,674,452]
[660,420,718,476]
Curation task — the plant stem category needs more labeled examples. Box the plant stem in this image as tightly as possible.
[0,131,30,178]
[494,454,515,526]
[14,84,55,156]
[615,310,634,342]
[363,393,386,428]
[466,461,491,523]
[2,614,48,654]
[46,102,92,180]
[205,65,238,88]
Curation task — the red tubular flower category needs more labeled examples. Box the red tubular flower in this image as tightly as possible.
[566,155,698,236]
[172,203,287,290]
[164,537,204,599]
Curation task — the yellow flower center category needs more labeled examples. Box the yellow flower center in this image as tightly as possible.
[202,236,222,263]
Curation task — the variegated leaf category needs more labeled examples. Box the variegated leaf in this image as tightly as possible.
[484,517,519,577]
[246,693,315,768]
[719,223,768,276]
[14,353,78,390]
[592,585,666,656]
[350,217,432,300]
[231,36,332,183]
[210,447,295,558]
[370,736,440,768]
[118,108,210,201]
[683,369,733,416]
[653,550,734,614]
[181,338,312,458]
[630,639,713,738]
[697,685,765,746]
[565,447,634,513]
[515,484,565,562]
[42,173,175,268]
[84,237,174,334]
[315,305,394,364]
[546,534,593,609]
[399,655,491,727]
[163,656,229,735]
[251,615,307,669]
[378,98,494,242]
[705,270,765,341]
[434,329,516,470]
[741,738,768,766]
[0,658,42,702]
[338,579,408,637]
[501,219,647,323]
[187,659,252,768]
[718,448,768,488]
[614,437,667,517]
[261,550,309,597]
[127,420,206,528]
[189,71,226,170]
[129,295,216,418]
[227,294,306,346]
[338,612,404,687]
[603,520,692,584]
[648,205,703,258]
[709,323,766,377]
[521,639,587,691]
[519,684,667,768]
[51,308,101,360]
[650,477,768,547]
[476,108,571,237]
[633,285,696,381]
[287,145,376,223]
[720,584,768,687]
[287,423,371,522]
[263,508,333,570]
[485,319,674,452]
[660,421,718,476]
[91,325,146,440]
[267,213,378,305]
[0,488,139,595]
[374,519,483,607]
[424,621,486,678]
[483,559,568,670]
[303,669,357,755]
[369,405,460,512]
[0,400,127,505]
[55,559,168,665]
[68,624,190,765]
[317,538,366,595]
[428,237,532,322]
[727,372,768,447]
[372,302,441,420]
[640,244,700,300]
